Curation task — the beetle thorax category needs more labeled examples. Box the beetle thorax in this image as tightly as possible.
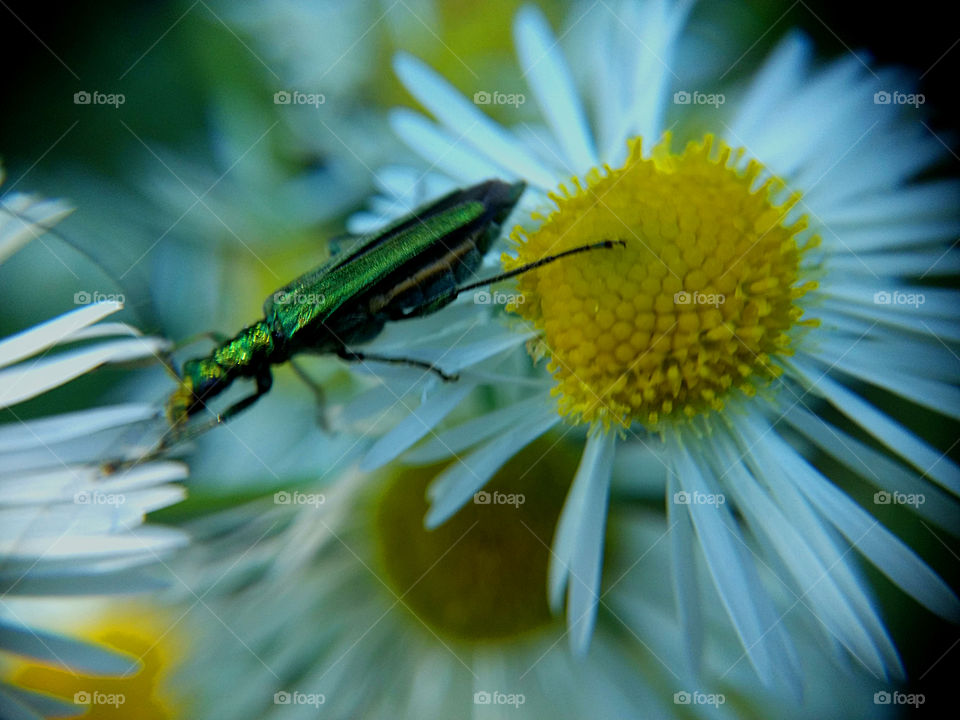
[166,321,276,425]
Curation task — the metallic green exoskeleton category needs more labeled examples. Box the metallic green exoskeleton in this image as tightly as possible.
[166,179,619,432]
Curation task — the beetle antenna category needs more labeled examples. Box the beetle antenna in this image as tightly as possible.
[455,239,625,295]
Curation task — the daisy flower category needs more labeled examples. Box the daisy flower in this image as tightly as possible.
[6,600,186,719]
[0,183,188,717]
[349,0,960,688]
[170,448,889,719]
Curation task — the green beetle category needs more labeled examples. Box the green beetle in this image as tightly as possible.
[166,179,620,431]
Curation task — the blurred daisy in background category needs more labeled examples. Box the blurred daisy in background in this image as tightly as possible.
[2,0,957,716]
[0,182,188,718]
[7,601,185,719]
[170,442,890,719]
[351,0,960,690]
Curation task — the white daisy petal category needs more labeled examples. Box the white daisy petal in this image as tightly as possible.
[373,165,457,205]
[347,168,461,232]
[0,404,158,454]
[0,553,174,582]
[820,284,958,318]
[392,53,557,188]
[729,31,813,145]
[807,129,945,212]
[1,522,188,561]
[0,569,169,597]
[367,193,423,222]
[583,3,631,162]
[820,298,960,342]
[360,381,477,471]
[549,454,592,610]
[715,433,893,678]
[0,302,123,369]
[337,381,419,426]
[782,405,960,534]
[666,472,702,678]
[512,123,573,175]
[562,430,616,655]
[0,683,79,720]
[825,251,960,276]
[514,5,597,173]
[790,358,960,494]
[824,219,960,253]
[405,395,549,463]
[753,481,903,680]
[741,56,866,179]
[672,440,797,689]
[805,345,960,419]
[819,180,960,227]
[424,405,558,528]
[807,333,958,382]
[0,622,139,675]
[389,109,507,185]
[617,0,693,158]
[0,337,168,408]
[343,211,385,235]
[63,321,142,342]
[370,329,534,376]
[760,425,960,622]
[0,462,185,506]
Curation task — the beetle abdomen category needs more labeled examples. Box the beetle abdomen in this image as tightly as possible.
[367,228,486,319]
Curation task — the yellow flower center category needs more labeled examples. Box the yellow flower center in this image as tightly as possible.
[506,135,819,429]
[8,605,184,719]
[372,441,579,641]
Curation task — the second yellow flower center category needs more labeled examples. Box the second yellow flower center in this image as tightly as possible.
[506,135,819,429]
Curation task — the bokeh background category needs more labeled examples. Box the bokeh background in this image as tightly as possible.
[1,0,958,716]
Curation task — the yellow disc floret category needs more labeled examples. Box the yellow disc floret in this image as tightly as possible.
[505,135,819,429]
[9,605,185,719]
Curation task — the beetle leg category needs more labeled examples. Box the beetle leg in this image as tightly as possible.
[289,359,330,431]
[336,348,459,381]
[216,369,273,424]
[178,371,273,440]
